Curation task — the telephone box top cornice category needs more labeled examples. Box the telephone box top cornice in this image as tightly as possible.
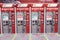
[16,3,59,7]
[16,3,44,7]
[0,3,59,8]
[0,3,14,8]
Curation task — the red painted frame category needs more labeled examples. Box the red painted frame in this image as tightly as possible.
[45,3,59,33]
[0,3,15,33]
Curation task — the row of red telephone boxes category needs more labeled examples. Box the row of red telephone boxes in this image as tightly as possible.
[0,3,59,33]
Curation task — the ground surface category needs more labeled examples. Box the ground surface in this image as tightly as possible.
[0,33,60,40]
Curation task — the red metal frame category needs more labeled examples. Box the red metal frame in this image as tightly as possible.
[0,3,15,33]
[30,3,44,33]
[45,3,59,33]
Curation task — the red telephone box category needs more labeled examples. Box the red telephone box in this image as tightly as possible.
[30,3,44,33]
[45,3,59,33]
[1,3,15,33]
[16,3,30,33]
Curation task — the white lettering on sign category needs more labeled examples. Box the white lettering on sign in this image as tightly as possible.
[48,3,58,7]
[3,3,13,7]
[18,4,28,7]
[33,4,43,7]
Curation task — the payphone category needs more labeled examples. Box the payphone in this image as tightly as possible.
[45,3,59,33]
[2,12,12,33]
[31,12,41,33]
[16,4,30,33]
[16,12,26,33]
[45,12,55,33]
[1,3,15,33]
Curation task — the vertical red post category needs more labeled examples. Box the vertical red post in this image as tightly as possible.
[54,12,58,33]
[26,11,30,33]
[40,12,44,33]
[11,11,15,33]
